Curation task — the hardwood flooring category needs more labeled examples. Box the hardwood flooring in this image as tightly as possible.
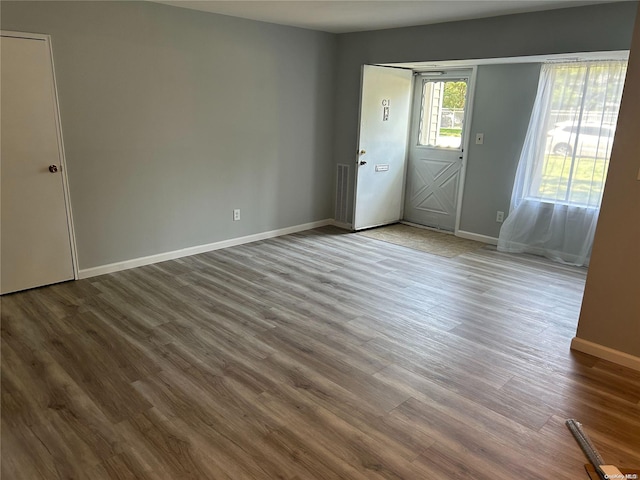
[2,226,639,479]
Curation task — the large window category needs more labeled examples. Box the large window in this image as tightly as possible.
[498,60,627,267]
[526,62,627,207]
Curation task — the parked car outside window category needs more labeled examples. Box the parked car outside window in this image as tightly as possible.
[546,121,616,157]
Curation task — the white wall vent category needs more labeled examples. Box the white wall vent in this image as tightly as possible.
[335,164,350,224]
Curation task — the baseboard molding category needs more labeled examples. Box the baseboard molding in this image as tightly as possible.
[570,337,640,371]
[455,230,499,245]
[79,219,333,279]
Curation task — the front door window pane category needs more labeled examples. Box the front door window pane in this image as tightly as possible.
[418,79,467,149]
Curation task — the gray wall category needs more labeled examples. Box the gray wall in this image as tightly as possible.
[1,1,337,269]
[461,63,540,238]
[334,2,638,230]
[2,1,637,272]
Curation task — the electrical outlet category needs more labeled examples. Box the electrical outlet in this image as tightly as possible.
[475,133,484,145]
[496,211,504,223]
[233,209,240,221]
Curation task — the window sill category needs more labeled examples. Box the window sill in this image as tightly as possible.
[522,198,599,210]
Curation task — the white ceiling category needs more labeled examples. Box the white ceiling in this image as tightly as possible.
[153,0,620,33]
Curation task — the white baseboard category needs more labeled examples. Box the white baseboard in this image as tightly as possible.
[79,219,333,279]
[455,230,499,245]
[570,337,640,372]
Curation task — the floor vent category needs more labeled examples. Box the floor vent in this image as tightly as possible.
[335,164,350,224]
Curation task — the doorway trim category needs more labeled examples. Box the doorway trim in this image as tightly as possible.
[454,66,477,234]
[2,30,79,280]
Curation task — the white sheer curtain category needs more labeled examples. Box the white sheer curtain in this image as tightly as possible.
[498,61,627,266]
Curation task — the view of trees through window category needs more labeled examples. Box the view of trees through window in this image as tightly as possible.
[418,79,467,148]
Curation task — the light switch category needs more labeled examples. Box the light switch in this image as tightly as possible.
[475,133,484,145]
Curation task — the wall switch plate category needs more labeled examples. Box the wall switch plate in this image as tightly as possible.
[233,209,240,221]
[475,133,484,145]
[496,211,504,223]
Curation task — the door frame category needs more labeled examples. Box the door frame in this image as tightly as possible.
[2,30,79,280]
[403,66,478,234]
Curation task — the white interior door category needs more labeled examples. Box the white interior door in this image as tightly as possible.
[1,33,75,294]
[353,65,412,230]
[404,70,472,231]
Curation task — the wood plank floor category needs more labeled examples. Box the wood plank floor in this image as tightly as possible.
[2,226,639,479]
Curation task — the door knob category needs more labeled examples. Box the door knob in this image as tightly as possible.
[358,149,366,155]
[359,161,367,166]
[48,165,59,173]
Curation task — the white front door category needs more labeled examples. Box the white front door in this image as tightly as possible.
[1,33,75,294]
[404,70,472,231]
[353,65,413,231]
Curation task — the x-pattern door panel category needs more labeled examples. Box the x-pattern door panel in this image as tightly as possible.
[408,156,460,220]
